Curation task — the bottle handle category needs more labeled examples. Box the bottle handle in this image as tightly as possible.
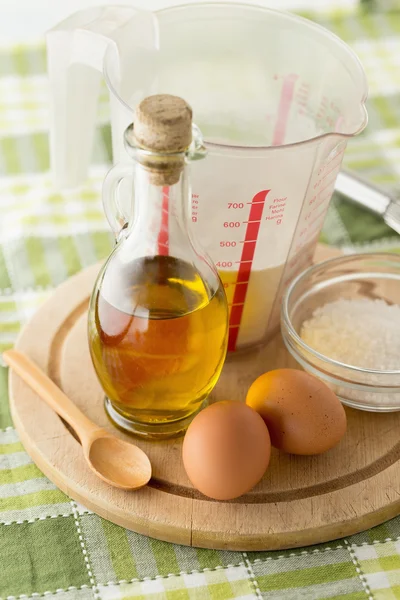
[102,163,134,240]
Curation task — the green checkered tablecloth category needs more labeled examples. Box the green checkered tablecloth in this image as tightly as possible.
[2,3,400,600]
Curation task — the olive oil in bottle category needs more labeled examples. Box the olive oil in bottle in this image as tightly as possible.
[89,255,227,432]
[88,95,229,438]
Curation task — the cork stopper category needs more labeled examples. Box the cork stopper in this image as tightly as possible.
[133,95,193,185]
[135,95,193,152]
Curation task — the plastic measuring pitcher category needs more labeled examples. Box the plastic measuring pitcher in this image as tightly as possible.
[47,3,368,352]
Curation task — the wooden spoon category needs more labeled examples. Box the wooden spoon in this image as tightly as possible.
[3,349,152,490]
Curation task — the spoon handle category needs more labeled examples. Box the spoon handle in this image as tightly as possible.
[3,349,100,442]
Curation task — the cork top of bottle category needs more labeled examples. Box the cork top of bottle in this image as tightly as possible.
[134,94,193,154]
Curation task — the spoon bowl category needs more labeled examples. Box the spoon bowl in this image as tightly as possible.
[87,434,151,490]
[3,350,152,491]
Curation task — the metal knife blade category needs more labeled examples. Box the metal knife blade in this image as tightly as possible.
[334,170,400,235]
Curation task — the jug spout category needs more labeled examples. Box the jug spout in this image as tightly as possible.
[46,6,158,188]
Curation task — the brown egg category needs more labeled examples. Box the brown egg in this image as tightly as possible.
[182,401,271,500]
[246,369,346,455]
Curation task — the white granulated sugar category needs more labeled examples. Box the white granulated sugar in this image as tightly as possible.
[300,298,400,370]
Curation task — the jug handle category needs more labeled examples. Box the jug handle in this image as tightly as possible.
[46,6,159,188]
[102,163,134,240]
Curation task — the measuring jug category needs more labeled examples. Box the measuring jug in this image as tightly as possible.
[47,3,368,351]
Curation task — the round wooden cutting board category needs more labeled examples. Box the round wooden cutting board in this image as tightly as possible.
[8,245,400,551]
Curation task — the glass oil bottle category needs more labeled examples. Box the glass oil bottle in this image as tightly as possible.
[88,95,229,439]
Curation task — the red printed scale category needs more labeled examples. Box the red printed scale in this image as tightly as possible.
[157,186,170,255]
[227,189,270,351]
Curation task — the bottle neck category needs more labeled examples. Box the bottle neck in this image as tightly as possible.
[130,161,190,258]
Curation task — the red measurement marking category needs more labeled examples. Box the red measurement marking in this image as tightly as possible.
[240,241,257,260]
[272,73,298,146]
[157,186,169,255]
[320,157,343,181]
[318,175,338,196]
[231,283,249,304]
[244,221,262,240]
[246,198,266,204]
[236,262,252,282]
[229,304,244,326]
[227,189,270,352]
[326,149,345,168]
[248,202,264,221]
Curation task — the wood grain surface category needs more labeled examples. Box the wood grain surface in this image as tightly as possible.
[8,245,400,550]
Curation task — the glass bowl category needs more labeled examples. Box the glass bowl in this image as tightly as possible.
[281,253,400,412]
